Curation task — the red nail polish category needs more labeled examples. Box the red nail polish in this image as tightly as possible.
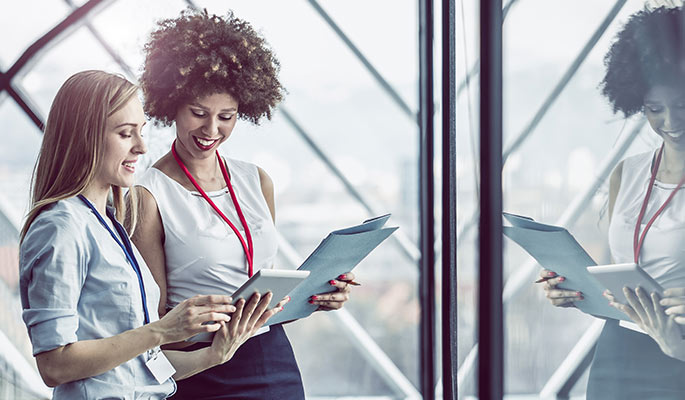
[329,280,336,285]
[547,271,555,277]
[338,274,347,280]
[558,277,565,282]
[311,295,318,300]
[576,291,582,296]
[308,300,314,304]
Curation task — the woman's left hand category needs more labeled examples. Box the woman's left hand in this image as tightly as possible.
[310,272,356,311]
[606,287,685,361]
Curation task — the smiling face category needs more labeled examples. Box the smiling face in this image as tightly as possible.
[644,84,685,151]
[94,96,147,189]
[174,92,239,161]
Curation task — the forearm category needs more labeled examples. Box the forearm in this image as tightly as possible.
[38,321,165,387]
[163,348,219,380]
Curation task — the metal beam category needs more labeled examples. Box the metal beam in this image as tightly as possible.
[419,0,436,398]
[307,0,415,121]
[441,0,458,398]
[502,0,627,161]
[2,80,44,131]
[539,320,604,399]
[6,0,115,81]
[0,321,51,399]
[456,0,627,256]
[456,117,645,398]
[479,0,504,397]
[63,0,137,81]
[278,107,420,264]
[457,0,522,96]
[276,233,421,399]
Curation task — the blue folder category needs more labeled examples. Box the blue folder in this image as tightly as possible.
[268,214,398,325]
[503,212,627,321]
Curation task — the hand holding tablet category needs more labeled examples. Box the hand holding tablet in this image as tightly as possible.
[586,262,663,304]
[187,269,310,342]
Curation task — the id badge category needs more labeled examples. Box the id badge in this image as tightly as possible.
[145,348,176,384]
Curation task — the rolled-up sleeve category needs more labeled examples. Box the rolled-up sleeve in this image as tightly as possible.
[20,213,87,355]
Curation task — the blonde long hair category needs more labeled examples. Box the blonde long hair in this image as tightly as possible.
[20,70,139,242]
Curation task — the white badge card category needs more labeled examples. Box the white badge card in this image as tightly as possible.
[146,348,176,384]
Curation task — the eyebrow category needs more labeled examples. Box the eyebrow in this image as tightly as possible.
[190,102,237,112]
[114,122,146,129]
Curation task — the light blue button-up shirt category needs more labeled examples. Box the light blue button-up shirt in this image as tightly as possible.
[20,196,176,399]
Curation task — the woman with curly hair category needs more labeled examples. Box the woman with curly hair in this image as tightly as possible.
[19,70,278,399]
[541,6,685,398]
[130,9,356,399]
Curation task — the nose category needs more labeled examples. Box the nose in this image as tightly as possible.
[662,107,685,131]
[133,134,147,155]
[202,118,219,137]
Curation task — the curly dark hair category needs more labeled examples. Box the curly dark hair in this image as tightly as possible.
[601,6,685,117]
[140,9,284,125]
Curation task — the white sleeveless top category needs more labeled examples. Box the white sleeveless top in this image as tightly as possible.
[135,158,279,308]
[608,150,685,289]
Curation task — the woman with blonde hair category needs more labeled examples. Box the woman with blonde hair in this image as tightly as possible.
[20,70,279,399]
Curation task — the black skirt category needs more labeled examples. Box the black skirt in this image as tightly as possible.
[172,324,305,400]
[586,319,685,399]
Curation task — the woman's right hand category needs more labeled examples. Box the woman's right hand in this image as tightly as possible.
[208,292,287,365]
[153,294,236,344]
[540,269,583,307]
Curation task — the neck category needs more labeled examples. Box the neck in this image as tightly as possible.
[660,145,685,173]
[173,141,219,180]
[81,182,110,216]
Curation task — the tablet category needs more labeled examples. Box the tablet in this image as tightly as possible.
[586,262,663,304]
[187,269,310,342]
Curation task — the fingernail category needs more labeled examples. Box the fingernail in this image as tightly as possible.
[279,306,284,311]
[576,291,582,296]
[308,299,314,304]
[338,274,347,280]
[547,271,555,277]
[579,295,584,300]
[660,299,667,305]
[329,280,336,286]
[558,277,565,282]
[286,296,291,303]
[311,295,318,300]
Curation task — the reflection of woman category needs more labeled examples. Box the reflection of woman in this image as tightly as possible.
[542,6,685,398]
[19,70,276,399]
[131,10,356,399]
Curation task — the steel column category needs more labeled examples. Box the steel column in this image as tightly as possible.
[419,0,437,398]
[441,0,458,398]
[479,0,504,397]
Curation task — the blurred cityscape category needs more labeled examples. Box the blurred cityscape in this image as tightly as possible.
[0,0,669,398]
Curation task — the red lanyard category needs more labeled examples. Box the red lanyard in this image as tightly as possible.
[171,141,255,277]
[633,144,685,264]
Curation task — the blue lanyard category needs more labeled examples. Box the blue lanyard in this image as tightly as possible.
[78,195,150,324]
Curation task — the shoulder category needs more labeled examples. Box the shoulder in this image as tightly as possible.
[27,198,87,238]
[135,165,164,188]
[609,160,624,189]
[621,150,654,172]
[225,157,258,176]
[256,166,274,193]
[21,198,90,259]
